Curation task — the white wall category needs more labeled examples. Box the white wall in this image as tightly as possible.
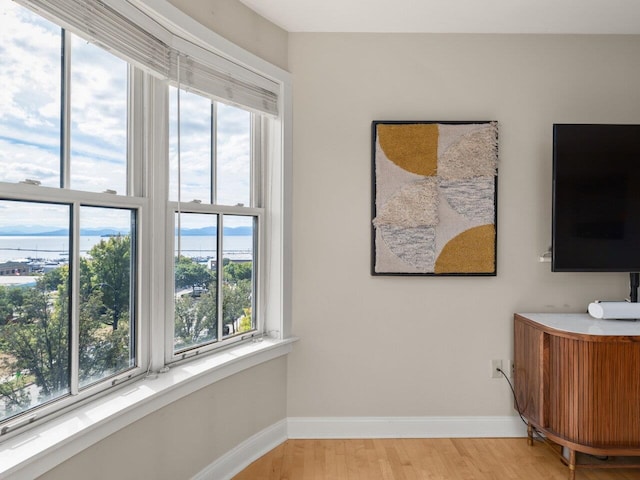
[287,33,638,417]
[38,357,287,480]
[168,0,288,70]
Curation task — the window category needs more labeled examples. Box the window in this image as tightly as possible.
[0,201,71,420]
[168,97,253,206]
[0,3,129,192]
[169,88,260,358]
[0,0,286,439]
[0,3,61,188]
[69,36,128,193]
[0,0,142,429]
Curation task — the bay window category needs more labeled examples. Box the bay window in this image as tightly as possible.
[0,0,285,440]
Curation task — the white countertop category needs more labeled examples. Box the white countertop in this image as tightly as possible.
[517,313,640,336]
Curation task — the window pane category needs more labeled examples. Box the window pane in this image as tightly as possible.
[0,1,61,187]
[222,216,255,338]
[217,104,252,207]
[0,200,70,422]
[174,213,218,352]
[78,207,135,388]
[169,88,212,203]
[70,34,128,194]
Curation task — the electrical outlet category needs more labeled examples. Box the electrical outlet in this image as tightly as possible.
[491,359,503,379]
[507,359,514,379]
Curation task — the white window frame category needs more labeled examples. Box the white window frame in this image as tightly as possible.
[0,19,150,432]
[134,0,293,375]
[0,0,292,475]
[164,96,265,362]
[165,208,264,360]
[0,184,149,432]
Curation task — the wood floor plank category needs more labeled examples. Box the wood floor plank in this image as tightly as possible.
[232,438,640,480]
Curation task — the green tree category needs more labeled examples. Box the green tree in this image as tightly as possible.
[77,289,131,385]
[0,235,134,418]
[86,235,131,330]
[222,279,252,334]
[0,286,28,326]
[238,307,252,333]
[0,287,9,326]
[223,261,252,282]
[173,260,255,345]
[0,370,30,416]
[174,291,217,350]
[174,256,214,293]
[77,235,133,382]
[0,275,70,408]
[40,267,65,292]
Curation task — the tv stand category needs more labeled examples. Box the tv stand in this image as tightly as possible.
[514,313,640,479]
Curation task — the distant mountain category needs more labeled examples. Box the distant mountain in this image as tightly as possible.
[0,226,253,236]
[0,226,67,236]
[0,227,127,237]
[177,226,216,236]
[0,227,69,236]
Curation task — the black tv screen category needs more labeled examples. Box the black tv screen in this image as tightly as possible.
[552,124,640,272]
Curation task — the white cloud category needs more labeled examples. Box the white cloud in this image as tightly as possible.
[217,103,251,206]
[80,205,132,231]
[0,2,129,193]
[68,33,128,193]
[70,33,128,149]
[0,2,60,127]
[70,150,126,194]
[0,199,132,234]
[1,0,257,227]
[169,88,212,202]
[0,138,59,187]
[0,199,69,229]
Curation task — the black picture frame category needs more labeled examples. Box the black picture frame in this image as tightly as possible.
[371,120,498,276]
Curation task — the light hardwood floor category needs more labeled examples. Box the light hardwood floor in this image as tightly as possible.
[232,438,640,479]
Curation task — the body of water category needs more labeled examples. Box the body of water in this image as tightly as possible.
[0,235,253,263]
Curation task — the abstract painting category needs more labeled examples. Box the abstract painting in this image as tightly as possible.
[371,121,498,275]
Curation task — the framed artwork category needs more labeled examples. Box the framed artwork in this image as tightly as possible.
[371,120,498,276]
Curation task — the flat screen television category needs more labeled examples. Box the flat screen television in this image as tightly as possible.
[552,123,640,273]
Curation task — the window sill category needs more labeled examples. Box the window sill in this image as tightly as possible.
[0,337,296,479]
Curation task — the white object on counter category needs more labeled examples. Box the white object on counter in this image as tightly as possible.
[588,301,640,319]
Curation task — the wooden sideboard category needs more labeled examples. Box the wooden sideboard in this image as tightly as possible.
[514,313,640,479]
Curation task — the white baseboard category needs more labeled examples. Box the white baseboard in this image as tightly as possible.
[193,415,527,479]
[192,419,288,480]
[287,415,528,439]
